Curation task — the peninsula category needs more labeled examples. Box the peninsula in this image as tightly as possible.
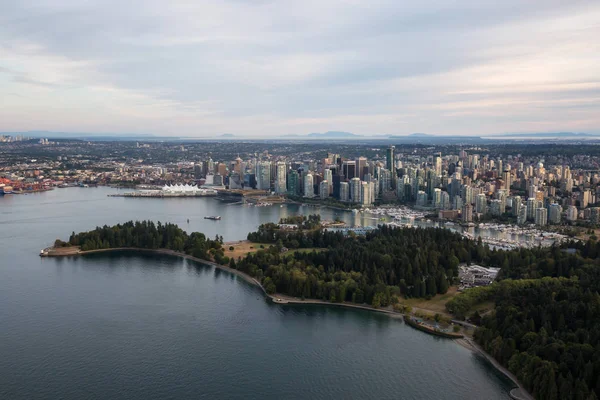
[43,216,600,400]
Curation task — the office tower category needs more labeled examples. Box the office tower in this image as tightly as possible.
[342,161,356,180]
[386,146,395,175]
[288,170,299,195]
[355,157,367,180]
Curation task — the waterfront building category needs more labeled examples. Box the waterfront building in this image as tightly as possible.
[320,180,329,199]
[303,173,314,198]
[517,205,528,225]
[535,207,548,226]
[440,191,450,210]
[256,161,271,191]
[511,196,522,217]
[433,188,442,208]
[275,162,287,194]
[475,193,487,214]
[549,203,562,224]
[490,199,502,216]
[339,182,350,202]
[416,191,428,207]
[461,203,473,222]
[526,198,537,220]
[324,168,333,194]
[360,182,371,205]
[288,170,299,195]
[350,177,361,203]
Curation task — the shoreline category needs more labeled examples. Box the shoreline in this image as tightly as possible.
[42,246,532,399]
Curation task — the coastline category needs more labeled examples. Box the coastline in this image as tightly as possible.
[42,246,533,400]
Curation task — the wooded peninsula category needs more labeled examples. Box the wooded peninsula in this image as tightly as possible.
[53,217,600,400]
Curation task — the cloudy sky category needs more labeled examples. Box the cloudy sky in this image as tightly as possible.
[1,0,599,137]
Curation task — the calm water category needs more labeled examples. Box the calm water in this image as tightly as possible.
[0,187,513,399]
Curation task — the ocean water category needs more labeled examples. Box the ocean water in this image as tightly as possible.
[0,187,513,399]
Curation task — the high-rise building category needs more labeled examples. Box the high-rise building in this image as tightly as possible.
[256,161,271,191]
[526,198,537,220]
[386,146,395,174]
[288,170,299,195]
[275,162,287,194]
[320,180,329,199]
[490,200,502,216]
[461,203,473,222]
[350,177,361,203]
[512,196,522,217]
[433,153,442,176]
[324,168,333,194]
[342,161,356,180]
[475,193,487,214]
[303,174,314,197]
[360,182,371,205]
[549,203,562,224]
[339,182,350,202]
[566,205,578,221]
[416,191,428,206]
[535,207,548,226]
[355,157,367,180]
[517,205,528,225]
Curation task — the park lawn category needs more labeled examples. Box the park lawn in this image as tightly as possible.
[400,286,460,314]
[225,240,272,259]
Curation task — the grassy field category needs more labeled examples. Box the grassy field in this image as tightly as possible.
[224,240,272,259]
[224,241,326,259]
[399,287,459,315]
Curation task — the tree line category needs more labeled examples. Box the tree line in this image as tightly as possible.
[447,239,600,400]
[67,220,227,263]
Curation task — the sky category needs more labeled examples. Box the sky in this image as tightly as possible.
[1,0,599,137]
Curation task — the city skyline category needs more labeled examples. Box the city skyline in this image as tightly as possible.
[1,1,599,137]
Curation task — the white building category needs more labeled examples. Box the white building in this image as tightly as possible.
[303,173,314,198]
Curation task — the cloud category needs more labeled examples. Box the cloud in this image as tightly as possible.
[0,0,599,136]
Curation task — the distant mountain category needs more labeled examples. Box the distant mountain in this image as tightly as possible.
[307,131,359,138]
[408,133,431,137]
[499,132,599,138]
[220,134,235,138]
